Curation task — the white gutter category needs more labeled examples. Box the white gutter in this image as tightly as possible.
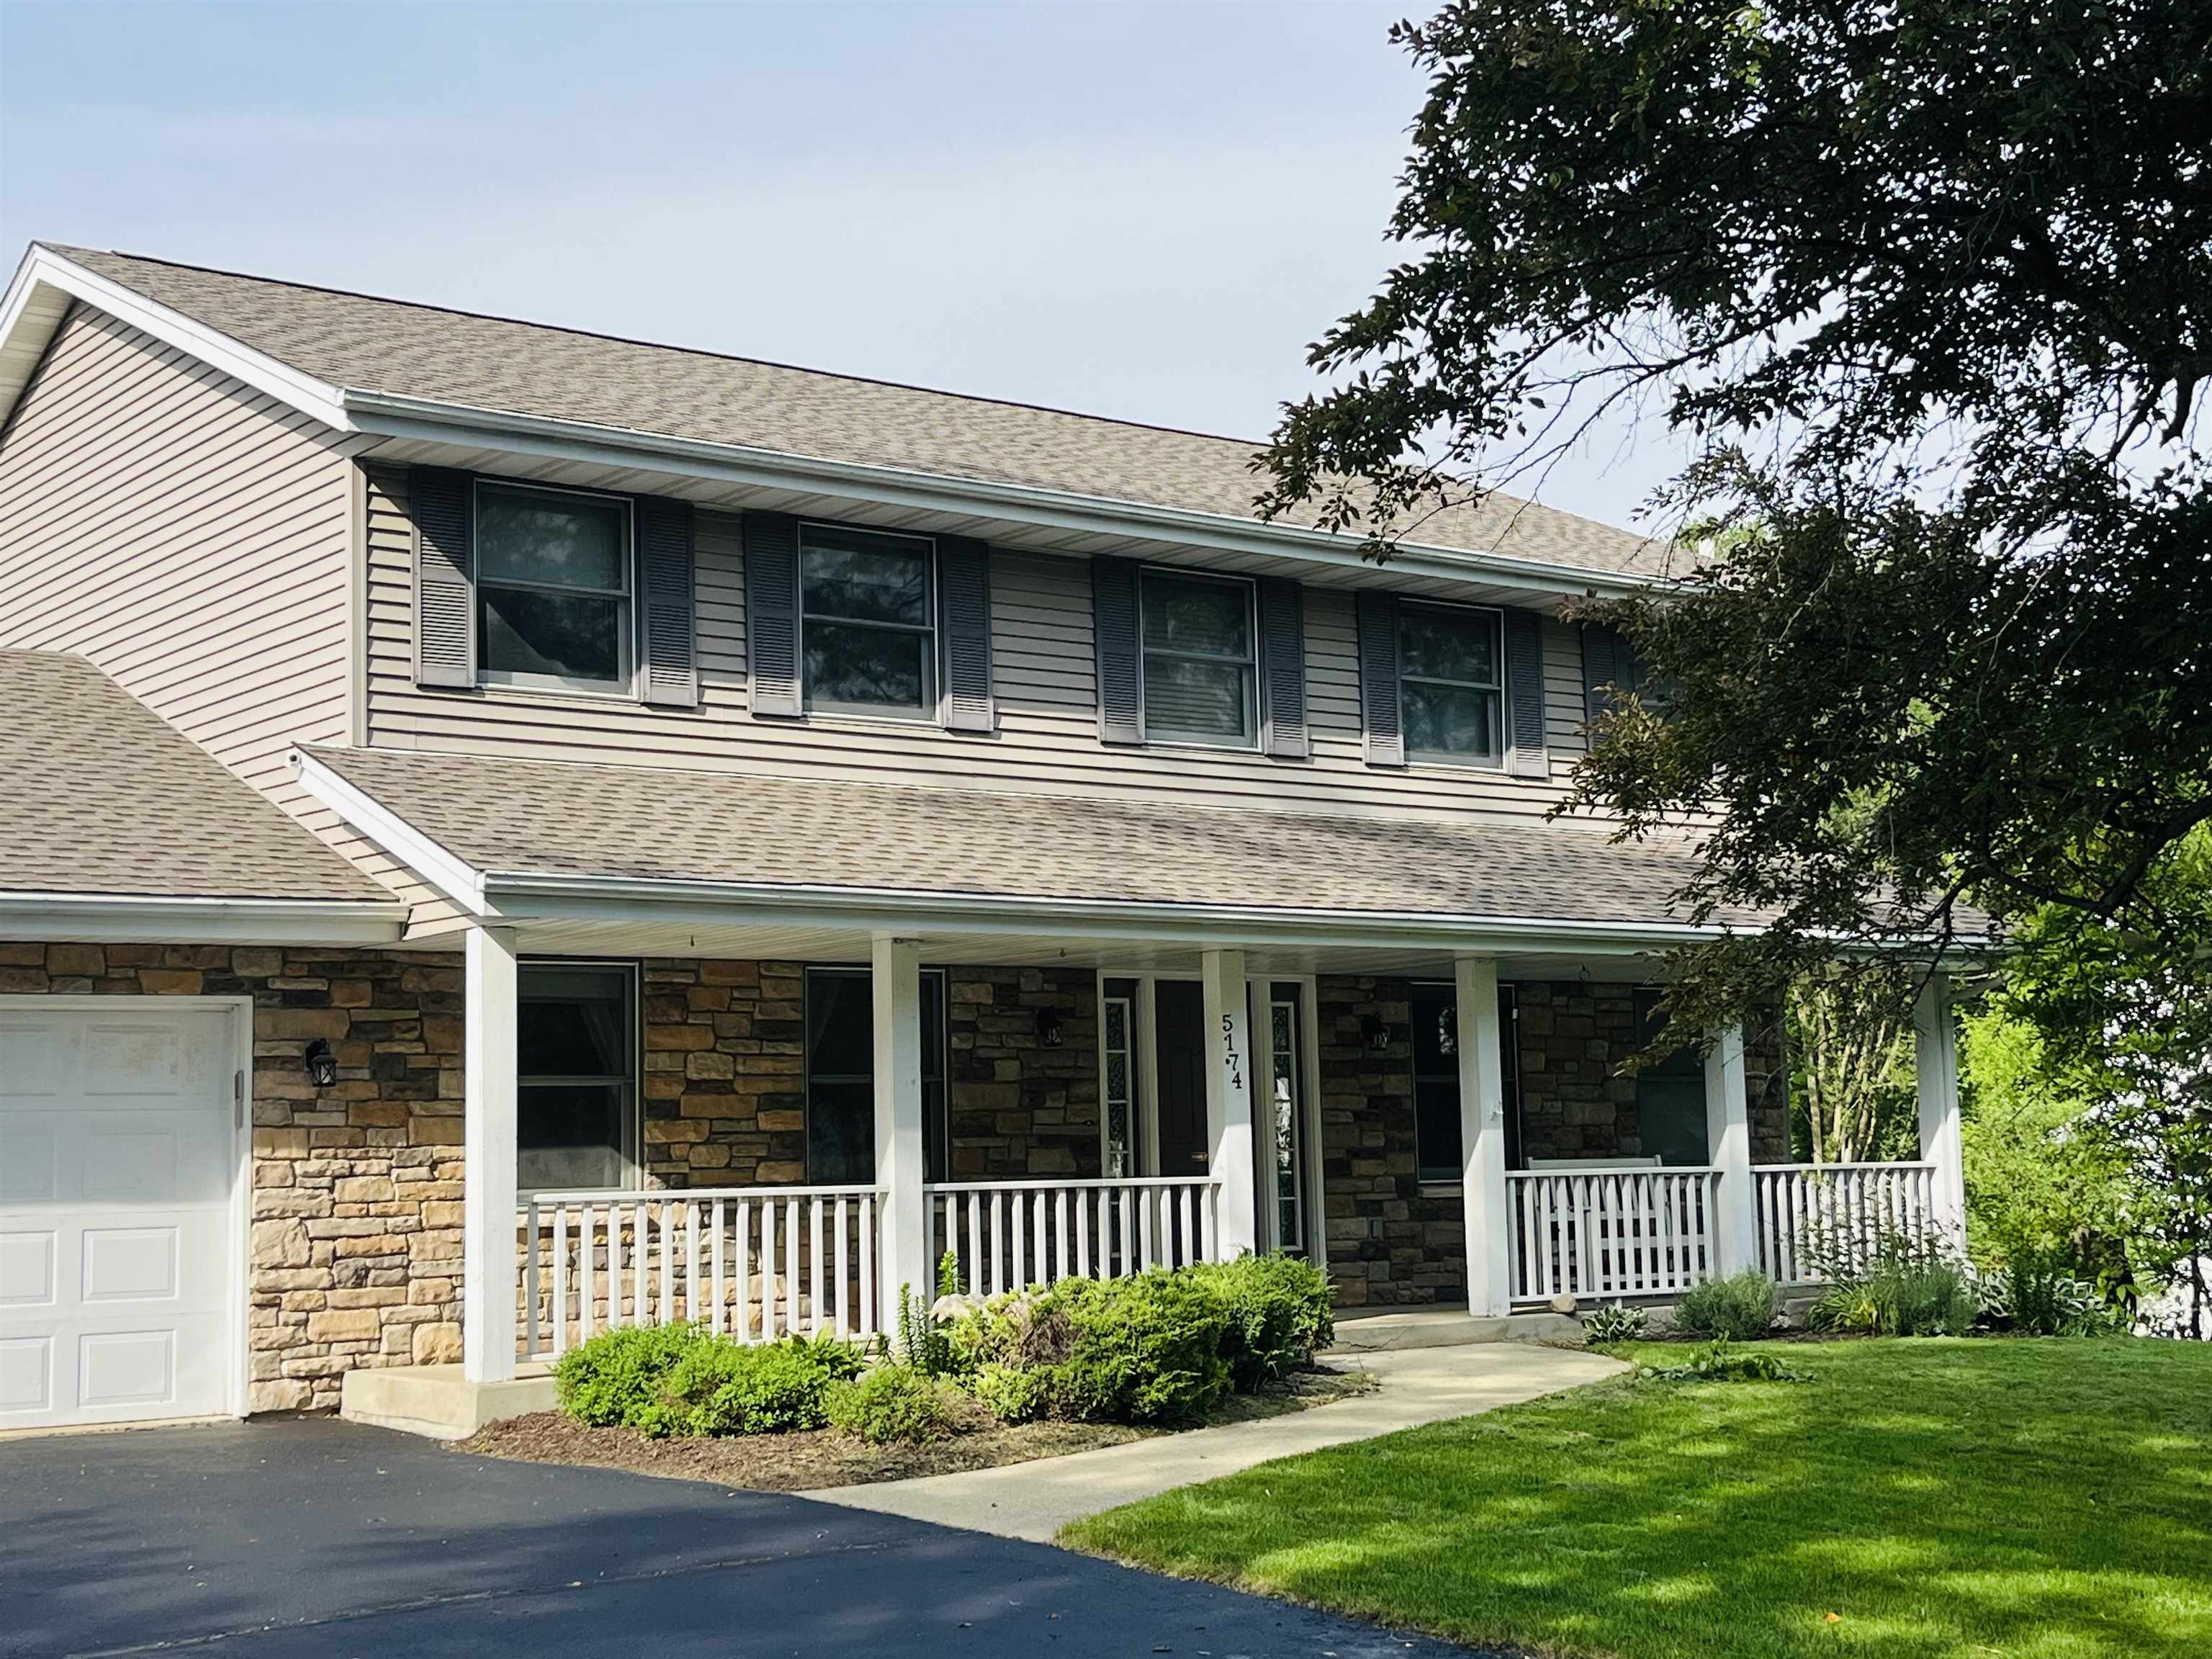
[343,390,1671,601]
[0,891,407,946]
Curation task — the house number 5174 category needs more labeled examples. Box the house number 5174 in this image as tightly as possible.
[1220,1013,1242,1089]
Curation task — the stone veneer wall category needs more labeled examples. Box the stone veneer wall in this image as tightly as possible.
[1516,983,1790,1164]
[639,961,1101,1187]
[0,943,466,1413]
[1314,976,1794,1308]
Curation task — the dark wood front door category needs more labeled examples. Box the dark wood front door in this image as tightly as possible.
[1152,979,1208,1177]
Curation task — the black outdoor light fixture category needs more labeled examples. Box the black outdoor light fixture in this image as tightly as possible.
[1360,1015,1391,1053]
[1035,1007,1066,1048]
[302,1038,339,1089]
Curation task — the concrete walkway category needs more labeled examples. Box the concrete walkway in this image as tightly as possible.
[809,1340,1626,1543]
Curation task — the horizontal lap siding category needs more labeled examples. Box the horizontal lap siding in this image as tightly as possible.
[362,469,1596,822]
[0,307,377,871]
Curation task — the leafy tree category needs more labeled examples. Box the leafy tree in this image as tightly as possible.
[1789,970,1917,1164]
[1259,1,2212,1040]
[1992,835,2212,1336]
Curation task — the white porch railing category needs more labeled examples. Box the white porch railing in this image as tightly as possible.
[1753,1162,1940,1284]
[927,1177,1222,1297]
[1507,1168,1724,1303]
[518,1185,882,1362]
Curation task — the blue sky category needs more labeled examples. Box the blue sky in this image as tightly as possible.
[0,1,1679,528]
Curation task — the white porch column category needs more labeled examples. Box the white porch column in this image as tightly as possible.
[1703,1023,1758,1275]
[873,934,927,1328]
[1201,948,1257,1260]
[1914,974,1967,1247]
[462,925,518,1384]
[1455,956,1514,1317]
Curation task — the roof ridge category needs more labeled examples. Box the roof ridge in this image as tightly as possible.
[48,243,1307,459]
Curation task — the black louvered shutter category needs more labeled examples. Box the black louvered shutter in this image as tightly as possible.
[938,536,995,733]
[637,496,698,709]
[1503,608,1548,778]
[1356,591,1405,768]
[1581,622,1640,727]
[411,468,475,690]
[1259,577,1308,760]
[1092,557,1142,745]
[745,511,802,718]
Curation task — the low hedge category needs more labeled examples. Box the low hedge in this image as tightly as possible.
[552,1324,863,1439]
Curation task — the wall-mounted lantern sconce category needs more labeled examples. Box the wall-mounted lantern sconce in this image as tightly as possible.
[1036,1007,1066,1048]
[1360,1015,1391,1053]
[303,1038,339,1089]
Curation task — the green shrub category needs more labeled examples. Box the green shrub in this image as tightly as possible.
[655,1331,863,1437]
[1810,1229,1979,1336]
[1190,1254,1336,1388]
[552,1321,709,1429]
[1673,1270,1778,1340]
[1976,1255,2125,1336]
[1040,1269,1233,1425]
[1582,1300,1650,1344]
[971,1360,1048,1424]
[826,1362,967,1445]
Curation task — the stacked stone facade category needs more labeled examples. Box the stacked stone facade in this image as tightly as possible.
[943,967,1100,1179]
[0,942,466,1413]
[1313,976,1793,1308]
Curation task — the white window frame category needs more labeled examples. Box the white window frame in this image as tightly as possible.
[797,521,940,722]
[1137,567,1260,750]
[516,958,642,1196]
[1398,598,1507,768]
[474,479,638,698]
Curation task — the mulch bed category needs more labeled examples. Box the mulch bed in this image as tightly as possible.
[459,1365,1377,1493]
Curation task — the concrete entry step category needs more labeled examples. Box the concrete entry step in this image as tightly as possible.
[341,1363,559,1441]
[1330,1306,1585,1353]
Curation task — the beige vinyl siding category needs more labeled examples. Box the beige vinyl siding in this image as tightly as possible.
[0,305,419,903]
[362,463,1599,822]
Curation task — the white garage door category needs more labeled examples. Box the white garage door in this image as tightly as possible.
[0,1002,238,1429]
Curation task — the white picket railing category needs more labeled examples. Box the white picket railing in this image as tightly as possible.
[927,1177,1222,1297]
[1507,1168,1724,1303]
[1753,1162,1940,1284]
[518,1185,881,1362]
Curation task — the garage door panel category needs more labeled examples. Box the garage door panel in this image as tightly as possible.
[0,1334,52,1412]
[0,1003,236,1428]
[0,1231,56,1305]
[0,1015,71,1100]
[0,1123,57,1201]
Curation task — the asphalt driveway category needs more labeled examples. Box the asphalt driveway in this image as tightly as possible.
[0,1418,1474,1658]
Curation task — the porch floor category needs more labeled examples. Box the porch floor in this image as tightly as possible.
[1331,1305,1583,1353]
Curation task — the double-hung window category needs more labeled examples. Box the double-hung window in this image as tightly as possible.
[803,967,950,1183]
[1399,603,1504,764]
[1411,981,1521,1182]
[516,963,637,1191]
[800,523,937,717]
[1139,570,1257,745]
[477,482,634,693]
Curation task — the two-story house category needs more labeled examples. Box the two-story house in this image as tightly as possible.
[0,243,1968,1435]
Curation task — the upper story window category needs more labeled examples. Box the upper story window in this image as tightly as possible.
[801,523,937,718]
[477,482,635,693]
[1140,570,1257,746]
[1399,602,1503,764]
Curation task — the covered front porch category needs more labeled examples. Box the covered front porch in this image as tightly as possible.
[447,918,1964,1388]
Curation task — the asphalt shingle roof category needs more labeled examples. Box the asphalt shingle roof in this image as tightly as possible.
[308,745,1735,930]
[0,652,392,904]
[53,245,1670,580]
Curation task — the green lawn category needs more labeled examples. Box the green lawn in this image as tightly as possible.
[1062,1339,2212,1659]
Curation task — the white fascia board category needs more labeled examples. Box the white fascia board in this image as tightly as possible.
[343,392,1673,601]
[289,750,490,915]
[0,893,405,946]
[0,245,354,432]
[482,870,1725,956]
